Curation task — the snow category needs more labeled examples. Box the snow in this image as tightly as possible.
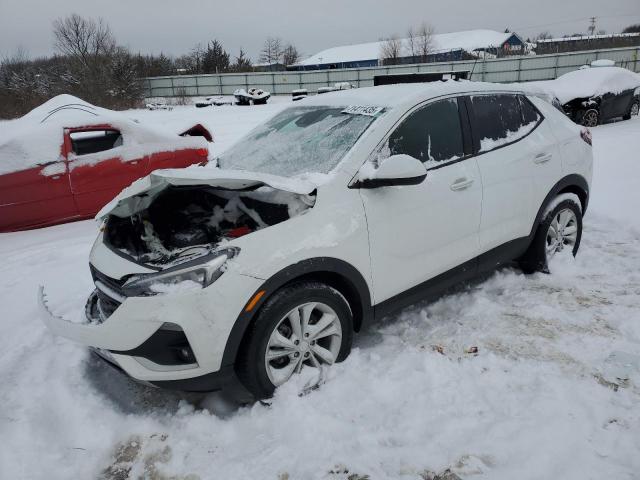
[2,105,640,479]
[0,95,209,176]
[479,120,538,152]
[591,59,616,68]
[296,30,517,66]
[524,66,640,105]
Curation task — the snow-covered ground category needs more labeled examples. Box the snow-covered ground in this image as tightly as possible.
[1,102,639,480]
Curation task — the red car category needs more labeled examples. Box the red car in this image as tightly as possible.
[0,95,212,232]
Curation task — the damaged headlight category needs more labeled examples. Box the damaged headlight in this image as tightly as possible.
[122,247,239,296]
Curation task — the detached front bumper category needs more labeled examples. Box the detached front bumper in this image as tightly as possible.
[38,269,265,390]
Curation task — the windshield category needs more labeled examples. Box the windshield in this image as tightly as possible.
[217,106,381,177]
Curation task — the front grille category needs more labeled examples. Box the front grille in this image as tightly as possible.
[89,265,127,321]
[96,289,121,319]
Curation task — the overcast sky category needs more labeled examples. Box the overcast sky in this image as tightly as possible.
[1,0,639,61]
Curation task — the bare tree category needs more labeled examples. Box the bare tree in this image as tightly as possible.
[259,37,283,67]
[380,36,403,65]
[416,22,435,62]
[622,24,640,33]
[406,26,417,59]
[535,31,553,41]
[282,44,300,66]
[53,14,116,68]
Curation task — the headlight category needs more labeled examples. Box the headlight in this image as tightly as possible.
[122,247,238,296]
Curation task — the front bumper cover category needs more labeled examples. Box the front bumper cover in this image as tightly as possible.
[38,269,265,385]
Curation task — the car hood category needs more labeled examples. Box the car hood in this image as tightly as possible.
[96,167,319,219]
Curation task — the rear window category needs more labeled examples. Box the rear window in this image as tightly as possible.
[470,94,540,153]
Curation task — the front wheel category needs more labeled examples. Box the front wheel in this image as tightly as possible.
[578,108,599,127]
[519,197,583,274]
[236,282,353,399]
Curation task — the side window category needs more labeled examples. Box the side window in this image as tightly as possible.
[470,94,539,153]
[387,98,464,167]
[70,129,123,156]
[519,95,541,124]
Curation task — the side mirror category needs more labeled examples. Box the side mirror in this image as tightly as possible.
[353,154,427,188]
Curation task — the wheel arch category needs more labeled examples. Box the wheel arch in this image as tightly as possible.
[221,257,373,367]
[529,174,589,238]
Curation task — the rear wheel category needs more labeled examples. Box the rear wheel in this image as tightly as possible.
[519,197,583,274]
[623,100,639,120]
[578,108,599,127]
[236,282,353,399]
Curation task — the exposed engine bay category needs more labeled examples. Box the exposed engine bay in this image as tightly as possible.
[104,185,315,267]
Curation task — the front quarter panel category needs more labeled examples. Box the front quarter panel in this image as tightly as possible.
[227,171,373,302]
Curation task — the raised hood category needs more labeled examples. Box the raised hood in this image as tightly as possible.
[97,167,318,220]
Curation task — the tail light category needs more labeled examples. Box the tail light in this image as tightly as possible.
[196,148,208,157]
[580,128,592,146]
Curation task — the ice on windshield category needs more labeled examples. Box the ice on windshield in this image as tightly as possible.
[217,106,381,177]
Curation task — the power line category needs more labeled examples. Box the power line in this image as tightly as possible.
[513,13,640,32]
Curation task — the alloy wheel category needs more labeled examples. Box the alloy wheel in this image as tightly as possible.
[545,208,578,261]
[631,103,639,117]
[264,302,342,386]
[581,110,599,127]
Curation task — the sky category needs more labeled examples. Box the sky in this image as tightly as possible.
[1,0,639,62]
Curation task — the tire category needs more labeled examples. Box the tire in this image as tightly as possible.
[623,100,639,120]
[236,281,353,399]
[519,197,583,274]
[577,108,599,127]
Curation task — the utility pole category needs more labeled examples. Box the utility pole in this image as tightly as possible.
[588,17,596,36]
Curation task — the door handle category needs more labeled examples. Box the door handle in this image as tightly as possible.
[450,178,474,191]
[534,153,553,164]
[51,175,62,180]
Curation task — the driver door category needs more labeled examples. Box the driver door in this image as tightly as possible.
[358,97,482,306]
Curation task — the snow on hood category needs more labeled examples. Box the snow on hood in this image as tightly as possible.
[524,67,640,105]
[97,166,319,219]
[0,95,207,176]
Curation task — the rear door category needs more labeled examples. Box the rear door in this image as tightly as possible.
[359,97,482,304]
[66,127,148,216]
[468,93,557,254]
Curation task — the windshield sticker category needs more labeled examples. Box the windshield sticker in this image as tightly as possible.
[342,105,384,117]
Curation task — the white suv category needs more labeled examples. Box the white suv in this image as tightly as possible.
[41,82,593,399]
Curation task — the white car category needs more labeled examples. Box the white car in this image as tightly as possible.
[41,82,593,399]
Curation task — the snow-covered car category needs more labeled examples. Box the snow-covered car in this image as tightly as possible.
[525,66,640,126]
[234,88,271,105]
[41,83,593,399]
[0,95,212,232]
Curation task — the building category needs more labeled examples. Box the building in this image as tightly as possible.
[291,29,526,71]
[534,32,640,55]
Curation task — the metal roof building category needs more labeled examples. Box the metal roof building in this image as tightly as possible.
[291,29,526,70]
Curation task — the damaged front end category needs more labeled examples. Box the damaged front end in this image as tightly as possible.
[101,172,316,276]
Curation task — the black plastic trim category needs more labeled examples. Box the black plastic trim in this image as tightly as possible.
[530,174,590,228]
[352,174,427,189]
[110,327,194,366]
[149,365,238,392]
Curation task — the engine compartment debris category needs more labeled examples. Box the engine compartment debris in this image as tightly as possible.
[105,185,315,267]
